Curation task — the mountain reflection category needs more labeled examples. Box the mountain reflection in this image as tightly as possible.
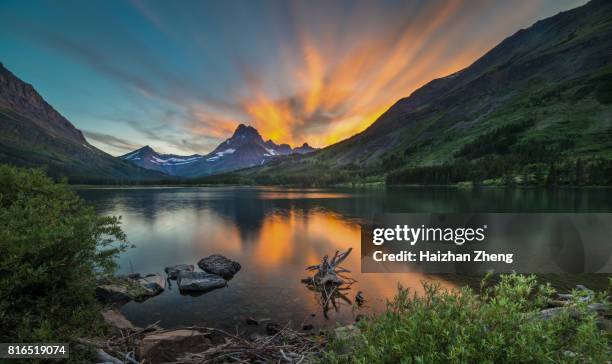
[75,186,612,330]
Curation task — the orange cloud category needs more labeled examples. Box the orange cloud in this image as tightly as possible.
[165,0,548,151]
[224,0,524,148]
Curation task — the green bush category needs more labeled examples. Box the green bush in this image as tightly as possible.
[0,165,126,351]
[324,273,609,363]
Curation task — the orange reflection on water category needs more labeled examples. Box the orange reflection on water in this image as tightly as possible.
[252,212,297,266]
[247,208,456,307]
[250,209,360,268]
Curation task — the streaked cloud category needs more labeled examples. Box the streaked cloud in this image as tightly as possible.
[83,130,140,155]
[0,0,587,154]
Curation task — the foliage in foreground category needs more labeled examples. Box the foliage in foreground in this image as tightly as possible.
[0,165,126,356]
[324,273,610,363]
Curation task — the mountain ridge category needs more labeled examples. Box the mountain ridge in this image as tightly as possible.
[0,63,167,182]
[120,123,317,177]
[223,0,612,186]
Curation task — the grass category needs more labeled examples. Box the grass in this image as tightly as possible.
[323,273,610,363]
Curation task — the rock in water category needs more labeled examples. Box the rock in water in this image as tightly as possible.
[197,254,241,279]
[177,271,227,292]
[164,264,194,279]
[96,274,164,304]
[135,274,165,300]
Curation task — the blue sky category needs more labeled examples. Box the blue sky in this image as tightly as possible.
[0,0,587,155]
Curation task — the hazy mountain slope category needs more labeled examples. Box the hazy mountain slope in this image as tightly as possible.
[232,0,612,186]
[121,145,204,176]
[121,124,317,177]
[0,63,166,182]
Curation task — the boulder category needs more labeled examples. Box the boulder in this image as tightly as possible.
[164,264,194,279]
[136,274,165,296]
[177,271,227,292]
[139,329,210,363]
[101,309,134,331]
[197,254,241,279]
[96,274,164,304]
[96,284,131,303]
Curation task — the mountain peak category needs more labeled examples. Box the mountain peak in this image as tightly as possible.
[232,124,261,139]
[293,142,317,154]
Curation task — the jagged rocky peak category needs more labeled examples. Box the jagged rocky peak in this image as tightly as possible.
[136,145,155,154]
[293,142,317,154]
[122,123,318,177]
[122,145,155,160]
[231,124,263,141]
[265,139,292,154]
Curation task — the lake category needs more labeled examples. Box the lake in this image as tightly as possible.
[77,186,612,331]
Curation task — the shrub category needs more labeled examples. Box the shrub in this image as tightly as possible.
[324,273,609,363]
[0,165,126,356]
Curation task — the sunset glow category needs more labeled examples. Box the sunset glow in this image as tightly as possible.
[0,0,586,154]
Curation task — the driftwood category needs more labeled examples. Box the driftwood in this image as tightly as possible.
[85,319,323,363]
[80,250,357,363]
[172,325,324,363]
[305,248,354,286]
[302,248,357,319]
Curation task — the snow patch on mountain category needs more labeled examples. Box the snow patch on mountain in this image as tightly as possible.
[151,155,203,165]
[216,148,236,156]
[123,150,141,160]
[121,124,317,177]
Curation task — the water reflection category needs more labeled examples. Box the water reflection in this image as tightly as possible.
[76,186,612,330]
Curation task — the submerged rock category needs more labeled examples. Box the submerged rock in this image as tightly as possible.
[355,291,365,305]
[197,254,241,279]
[177,271,227,292]
[164,264,194,280]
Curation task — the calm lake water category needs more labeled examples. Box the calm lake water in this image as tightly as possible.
[77,186,612,331]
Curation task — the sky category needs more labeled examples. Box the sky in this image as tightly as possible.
[0,0,587,156]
